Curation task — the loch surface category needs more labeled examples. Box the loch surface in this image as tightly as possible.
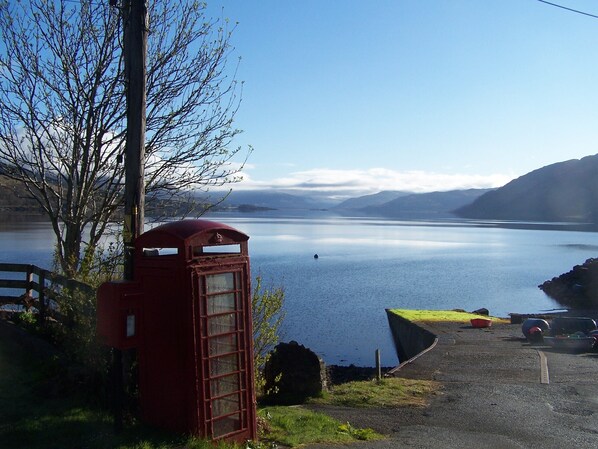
[3,214,598,366]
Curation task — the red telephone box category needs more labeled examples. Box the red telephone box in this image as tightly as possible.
[97,219,257,442]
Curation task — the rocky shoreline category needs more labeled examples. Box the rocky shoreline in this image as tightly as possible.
[327,365,394,385]
[539,257,598,309]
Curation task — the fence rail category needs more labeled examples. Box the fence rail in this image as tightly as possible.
[0,263,95,325]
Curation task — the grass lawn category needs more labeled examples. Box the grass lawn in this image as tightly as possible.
[259,406,382,448]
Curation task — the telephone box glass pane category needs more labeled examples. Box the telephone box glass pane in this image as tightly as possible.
[209,333,238,356]
[213,414,241,437]
[210,353,239,377]
[210,373,240,397]
[212,393,241,417]
[207,293,235,315]
[206,273,235,293]
[208,313,236,335]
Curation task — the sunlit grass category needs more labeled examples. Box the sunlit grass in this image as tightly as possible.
[310,377,441,408]
[259,406,383,447]
[389,308,509,323]
[259,377,442,446]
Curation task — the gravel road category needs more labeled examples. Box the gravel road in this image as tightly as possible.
[306,322,598,449]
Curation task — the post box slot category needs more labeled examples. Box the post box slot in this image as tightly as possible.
[126,313,136,338]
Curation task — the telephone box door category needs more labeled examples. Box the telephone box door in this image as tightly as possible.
[194,266,255,440]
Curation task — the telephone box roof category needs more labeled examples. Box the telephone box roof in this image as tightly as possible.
[135,219,249,249]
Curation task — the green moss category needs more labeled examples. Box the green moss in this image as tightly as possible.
[389,308,509,324]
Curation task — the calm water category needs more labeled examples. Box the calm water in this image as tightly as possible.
[3,215,598,366]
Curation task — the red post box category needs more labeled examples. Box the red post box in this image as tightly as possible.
[96,280,142,349]
[97,219,257,442]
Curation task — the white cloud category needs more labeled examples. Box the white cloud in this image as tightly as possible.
[233,167,516,198]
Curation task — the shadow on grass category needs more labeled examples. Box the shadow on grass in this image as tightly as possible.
[0,327,184,449]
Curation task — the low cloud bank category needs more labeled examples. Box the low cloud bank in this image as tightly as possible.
[234,167,515,199]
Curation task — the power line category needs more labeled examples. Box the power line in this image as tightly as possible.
[536,0,598,20]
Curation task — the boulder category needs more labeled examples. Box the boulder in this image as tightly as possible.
[263,341,325,405]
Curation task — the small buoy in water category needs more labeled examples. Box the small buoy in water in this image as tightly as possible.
[313,254,319,259]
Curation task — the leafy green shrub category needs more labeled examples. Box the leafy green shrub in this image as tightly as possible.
[252,277,285,396]
[15,309,37,329]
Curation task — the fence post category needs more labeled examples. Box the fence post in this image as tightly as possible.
[375,349,381,381]
[38,269,46,327]
[26,264,34,298]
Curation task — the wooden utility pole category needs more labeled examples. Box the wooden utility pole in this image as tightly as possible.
[123,0,148,280]
[112,0,148,433]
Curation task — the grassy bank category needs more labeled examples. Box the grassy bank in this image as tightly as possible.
[3,326,427,448]
[258,376,441,447]
[310,377,440,408]
[259,406,381,447]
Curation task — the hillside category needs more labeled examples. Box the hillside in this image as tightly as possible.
[333,191,410,210]
[0,175,44,214]
[7,153,598,223]
[218,189,338,210]
[456,154,598,222]
[361,189,493,218]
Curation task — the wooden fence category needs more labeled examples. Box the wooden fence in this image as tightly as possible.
[0,263,95,325]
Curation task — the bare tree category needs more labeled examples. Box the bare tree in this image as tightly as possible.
[0,0,246,277]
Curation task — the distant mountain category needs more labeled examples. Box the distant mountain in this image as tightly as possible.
[456,154,598,222]
[217,190,339,210]
[210,188,495,218]
[333,191,410,210]
[362,189,493,218]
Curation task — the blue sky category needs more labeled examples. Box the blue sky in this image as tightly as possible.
[206,0,598,197]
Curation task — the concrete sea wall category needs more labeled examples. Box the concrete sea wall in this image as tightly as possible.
[386,309,438,367]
